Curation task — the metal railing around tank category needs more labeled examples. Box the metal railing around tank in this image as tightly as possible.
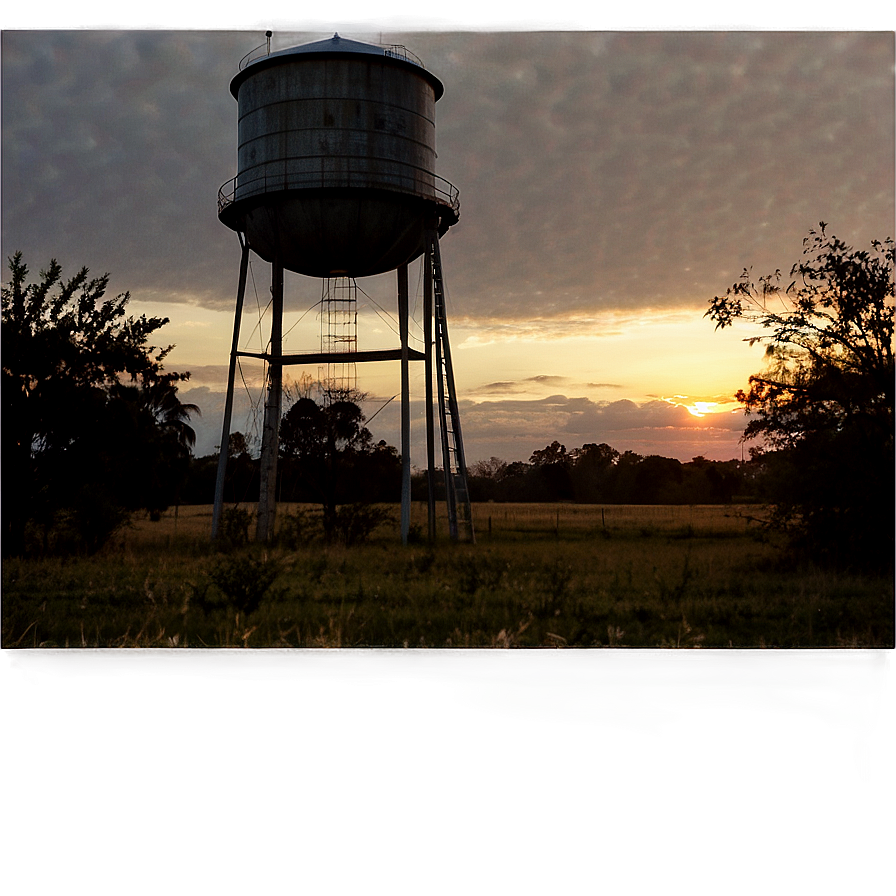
[239,32,273,70]
[382,44,425,68]
[217,159,460,217]
[239,41,426,72]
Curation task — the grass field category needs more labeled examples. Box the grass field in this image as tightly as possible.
[2,503,893,648]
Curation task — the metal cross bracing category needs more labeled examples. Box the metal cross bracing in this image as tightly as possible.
[320,276,358,393]
[429,234,474,543]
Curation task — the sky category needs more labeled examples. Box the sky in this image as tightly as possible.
[2,16,894,466]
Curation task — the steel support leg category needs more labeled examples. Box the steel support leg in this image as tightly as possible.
[256,257,284,542]
[424,229,437,541]
[398,263,411,545]
[212,238,250,539]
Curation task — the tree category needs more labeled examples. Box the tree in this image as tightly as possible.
[104,376,199,519]
[680,457,743,504]
[279,396,326,462]
[528,441,573,500]
[469,456,508,480]
[633,455,684,504]
[2,253,197,553]
[575,443,620,468]
[467,456,509,503]
[278,391,399,538]
[180,431,254,507]
[707,224,894,569]
[571,442,619,502]
[227,431,251,459]
[529,440,568,467]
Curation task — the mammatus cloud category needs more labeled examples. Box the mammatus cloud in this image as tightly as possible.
[3,31,893,324]
[419,31,894,320]
[2,31,251,307]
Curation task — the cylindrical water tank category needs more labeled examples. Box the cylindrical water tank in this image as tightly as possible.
[218,34,459,277]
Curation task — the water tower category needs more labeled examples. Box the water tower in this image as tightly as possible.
[212,32,473,544]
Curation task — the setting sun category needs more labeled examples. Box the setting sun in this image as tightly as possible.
[685,401,720,418]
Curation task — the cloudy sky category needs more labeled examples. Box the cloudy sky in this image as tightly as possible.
[3,17,893,464]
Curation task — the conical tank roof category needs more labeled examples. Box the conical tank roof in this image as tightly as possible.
[229,33,444,100]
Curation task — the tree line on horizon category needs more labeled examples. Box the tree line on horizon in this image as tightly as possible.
[3,225,892,570]
[184,432,754,508]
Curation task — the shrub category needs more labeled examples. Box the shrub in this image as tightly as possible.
[32,491,130,556]
[219,505,253,550]
[277,507,322,549]
[207,554,280,616]
[324,503,391,546]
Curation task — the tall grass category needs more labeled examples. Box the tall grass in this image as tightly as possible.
[2,504,892,648]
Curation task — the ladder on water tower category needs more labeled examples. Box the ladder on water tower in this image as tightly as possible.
[321,276,358,393]
[430,236,475,543]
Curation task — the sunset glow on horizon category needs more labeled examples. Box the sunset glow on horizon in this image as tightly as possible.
[663,398,723,418]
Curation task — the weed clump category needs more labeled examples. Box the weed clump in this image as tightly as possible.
[408,550,436,576]
[536,558,574,618]
[454,553,507,595]
[324,504,391,546]
[206,554,280,616]
[277,507,321,549]
[218,506,253,550]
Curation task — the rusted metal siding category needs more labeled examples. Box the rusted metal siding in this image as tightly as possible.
[235,57,437,203]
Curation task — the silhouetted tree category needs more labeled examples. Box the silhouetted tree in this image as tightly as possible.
[571,442,619,502]
[576,443,620,467]
[600,450,640,503]
[707,224,894,569]
[1,252,197,553]
[470,456,508,480]
[528,441,574,499]
[463,442,757,506]
[104,377,199,518]
[634,455,684,503]
[467,456,509,502]
[529,440,568,467]
[278,391,399,538]
[228,431,251,459]
[680,457,741,504]
[180,431,256,506]
[493,461,533,501]
[279,396,324,462]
